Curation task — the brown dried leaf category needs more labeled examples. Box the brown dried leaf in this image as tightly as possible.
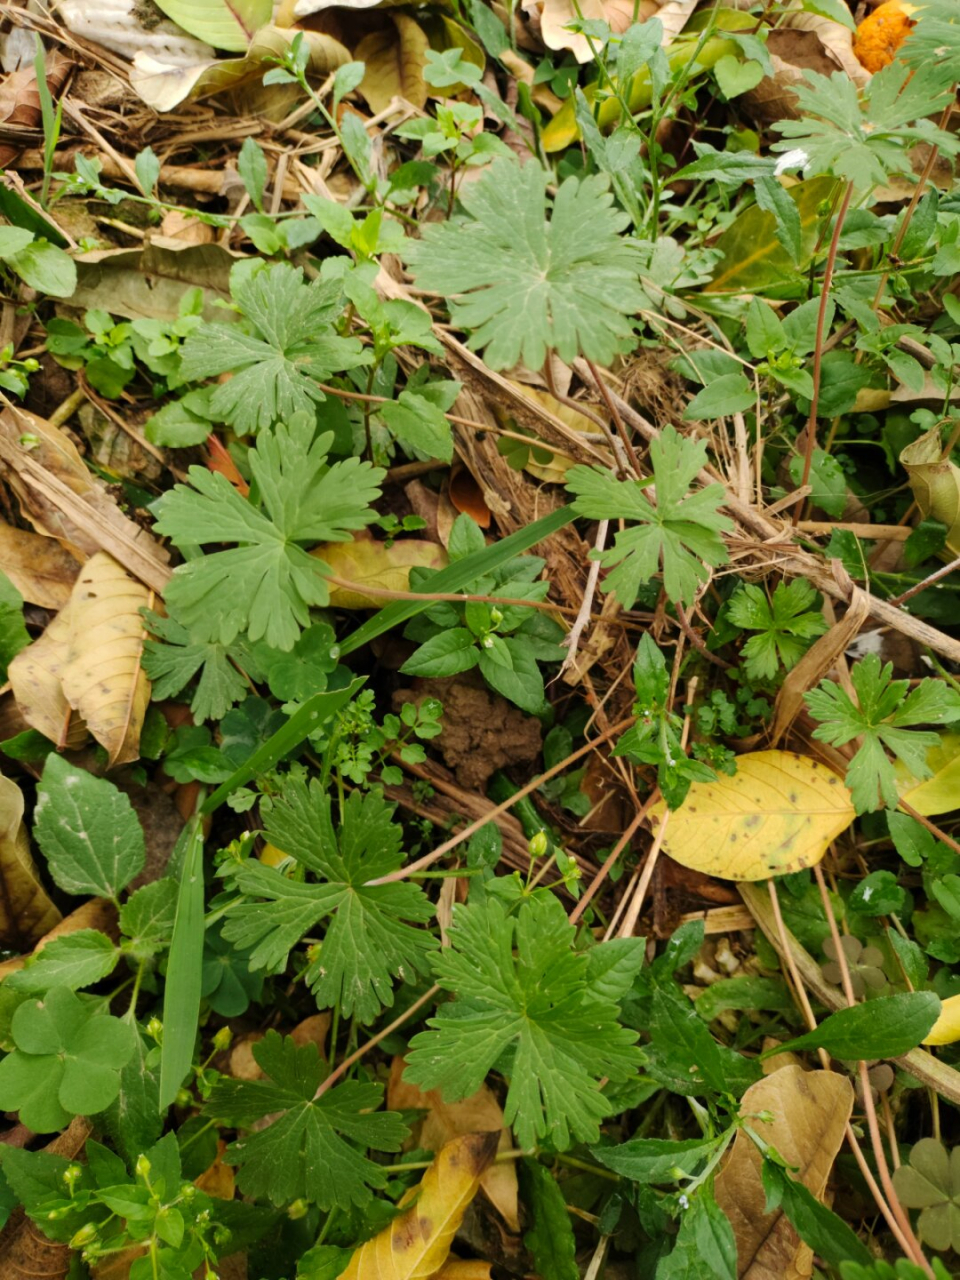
[60,553,151,765]
[0,521,82,609]
[8,603,88,750]
[388,1058,520,1231]
[338,1132,500,1280]
[356,14,430,113]
[529,0,659,61]
[0,770,61,950]
[714,1065,854,1279]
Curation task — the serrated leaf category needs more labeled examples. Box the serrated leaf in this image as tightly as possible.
[222,784,436,1022]
[6,930,118,993]
[566,425,731,607]
[142,608,254,723]
[405,895,641,1150]
[34,755,145,901]
[179,264,369,435]
[649,751,855,881]
[154,419,384,651]
[208,1030,408,1208]
[406,157,646,370]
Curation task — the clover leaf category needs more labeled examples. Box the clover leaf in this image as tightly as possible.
[0,987,137,1132]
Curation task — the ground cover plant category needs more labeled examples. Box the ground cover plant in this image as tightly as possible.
[1,0,960,1276]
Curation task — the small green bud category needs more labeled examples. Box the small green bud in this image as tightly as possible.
[489,607,503,627]
[135,1154,152,1180]
[528,830,549,858]
[288,1198,309,1220]
[211,1026,233,1052]
[145,1016,163,1042]
[62,1165,82,1192]
[70,1223,99,1249]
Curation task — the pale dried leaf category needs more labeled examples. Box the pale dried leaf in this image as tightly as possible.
[0,770,61,950]
[59,0,215,63]
[715,1065,854,1279]
[318,535,448,609]
[530,0,659,61]
[8,604,88,750]
[60,553,151,765]
[0,520,82,609]
[900,427,960,559]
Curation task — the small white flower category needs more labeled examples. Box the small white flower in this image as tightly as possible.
[774,148,810,176]
[678,1194,690,1210]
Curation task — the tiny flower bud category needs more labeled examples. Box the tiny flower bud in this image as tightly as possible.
[135,1154,152,1180]
[288,1198,309,1220]
[70,1223,99,1249]
[528,830,549,858]
[145,1017,163,1042]
[489,607,503,627]
[211,1026,233,1052]
[62,1165,82,1191]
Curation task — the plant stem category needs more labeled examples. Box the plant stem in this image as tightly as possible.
[792,180,855,524]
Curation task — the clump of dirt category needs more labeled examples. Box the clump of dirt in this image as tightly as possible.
[393,674,541,790]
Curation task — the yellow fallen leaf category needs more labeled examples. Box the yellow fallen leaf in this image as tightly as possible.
[61,553,151,766]
[895,733,960,817]
[433,1264,492,1280]
[715,1065,853,1280]
[388,1058,520,1231]
[0,520,81,609]
[923,993,960,1046]
[650,750,855,881]
[316,536,448,610]
[338,1132,499,1280]
[0,770,61,950]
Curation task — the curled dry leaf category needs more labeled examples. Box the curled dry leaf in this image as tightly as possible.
[8,605,88,751]
[649,751,855,881]
[715,1065,854,1280]
[0,520,81,610]
[129,24,350,111]
[900,427,960,560]
[0,770,61,950]
[356,13,430,114]
[338,1132,500,1280]
[10,553,150,765]
[316,534,448,609]
[60,553,151,766]
[387,1057,520,1231]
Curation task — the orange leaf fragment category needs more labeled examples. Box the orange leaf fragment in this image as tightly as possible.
[853,1,916,72]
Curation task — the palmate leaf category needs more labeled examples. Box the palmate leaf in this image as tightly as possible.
[207,1031,408,1208]
[221,783,436,1023]
[406,157,646,370]
[566,426,731,607]
[141,609,256,723]
[153,419,384,650]
[179,264,370,435]
[805,653,960,812]
[405,895,641,1151]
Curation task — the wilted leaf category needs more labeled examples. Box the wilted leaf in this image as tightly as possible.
[151,0,272,51]
[356,14,430,114]
[895,733,960,816]
[317,536,448,609]
[714,1066,853,1279]
[387,1058,520,1231]
[706,177,838,293]
[0,770,61,950]
[650,751,855,881]
[900,427,960,560]
[0,521,81,609]
[57,554,151,766]
[338,1132,499,1280]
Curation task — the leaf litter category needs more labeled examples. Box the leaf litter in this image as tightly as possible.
[0,1,960,1278]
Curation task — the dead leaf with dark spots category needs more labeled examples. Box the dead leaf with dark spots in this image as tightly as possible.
[714,1065,853,1279]
[388,1058,520,1231]
[338,1133,500,1280]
